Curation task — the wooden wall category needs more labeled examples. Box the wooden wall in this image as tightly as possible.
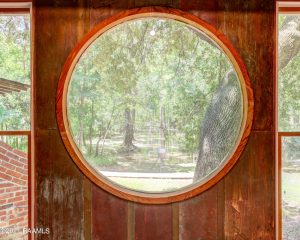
[34,0,275,239]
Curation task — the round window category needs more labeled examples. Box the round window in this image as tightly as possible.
[57,8,253,203]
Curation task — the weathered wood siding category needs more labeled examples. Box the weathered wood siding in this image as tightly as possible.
[35,0,275,239]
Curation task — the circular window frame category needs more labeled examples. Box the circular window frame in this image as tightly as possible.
[56,7,254,204]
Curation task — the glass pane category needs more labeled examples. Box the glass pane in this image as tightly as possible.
[278,14,300,132]
[67,17,244,193]
[0,136,28,239]
[0,15,31,131]
[282,137,300,240]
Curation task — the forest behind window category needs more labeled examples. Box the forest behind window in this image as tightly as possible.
[0,14,30,240]
[67,18,244,193]
[278,14,300,240]
[0,16,30,134]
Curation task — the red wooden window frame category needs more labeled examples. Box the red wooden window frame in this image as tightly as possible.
[276,2,300,240]
[0,4,34,240]
[278,132,300,239]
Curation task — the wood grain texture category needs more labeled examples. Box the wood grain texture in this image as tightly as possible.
[134,204,173,240]
[35,2,89,130]
[91,185,128,240]
[35,0,90,239]
[35,0,276,238]
[133,0,179,8]
[90,0,134,27]
[179,186,219,240]
[83,177,92,240]
[217,0,274,132]
[91,0,179,9]
[172,203,179,240]
[224,131,275,239]
[127,202,135,240]
[180,1,220,27]
[35,129,84,240]
[35,130,53,240]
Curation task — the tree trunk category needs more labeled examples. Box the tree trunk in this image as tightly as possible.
[193,70,241,182]
[88,101,94,155]
[193,16,300,182]
[123,108,136,151]
[95,103,117,157]
[132,108,136,140]
[279,16,300,70]
[78,95,84,148]
[83,132,87,147]
[94,129,102,157]
[160,106,166,131]
[158,106,167,166]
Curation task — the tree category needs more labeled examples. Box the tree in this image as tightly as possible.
[67,17,243,176]
[0,16,30,130]
[193,70,241,181]
[193,15,300,181]
[0,15,30,151]
[278,16,300,132]
[278,16,300,71]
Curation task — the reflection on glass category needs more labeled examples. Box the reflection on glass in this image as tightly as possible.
[278,15,300,132]
[0,15,31,130]
[0,136,28,239]
[67,18,243,193]
[282,137,300,240]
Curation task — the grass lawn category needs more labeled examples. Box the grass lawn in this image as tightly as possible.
[282,171,300,206]
[281,171,300,240]
[109,177,193,193]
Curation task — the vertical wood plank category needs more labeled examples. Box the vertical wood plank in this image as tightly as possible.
[217,0,275,132]
[90,0,179,28]
[35,130,53,240]
[134,204,173,240]
[127,202,135,240]
[172,203,179,240]
[133,0,179,8]
[180,0,220,27]
[35,0,90,239]
[35,129,84,239]
[84,177,92,240]
[224,132,275,239]
[217,180,225,240]
[91,185,128,240]
[35,2,90,130]
[90,0,134,28]
[179,187,219,240]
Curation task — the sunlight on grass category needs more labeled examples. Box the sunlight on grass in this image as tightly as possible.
[110,177,193,192]
[282,172,300,205]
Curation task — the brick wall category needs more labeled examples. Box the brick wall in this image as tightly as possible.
[0,141,28,239]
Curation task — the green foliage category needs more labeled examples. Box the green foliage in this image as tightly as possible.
[68,18,239,172]
[67,18,238,171]
[88,154,117,167]
[282,137,300,163]
[278,15,300,131]
[0,15,30,132]
[0,15,30,151]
